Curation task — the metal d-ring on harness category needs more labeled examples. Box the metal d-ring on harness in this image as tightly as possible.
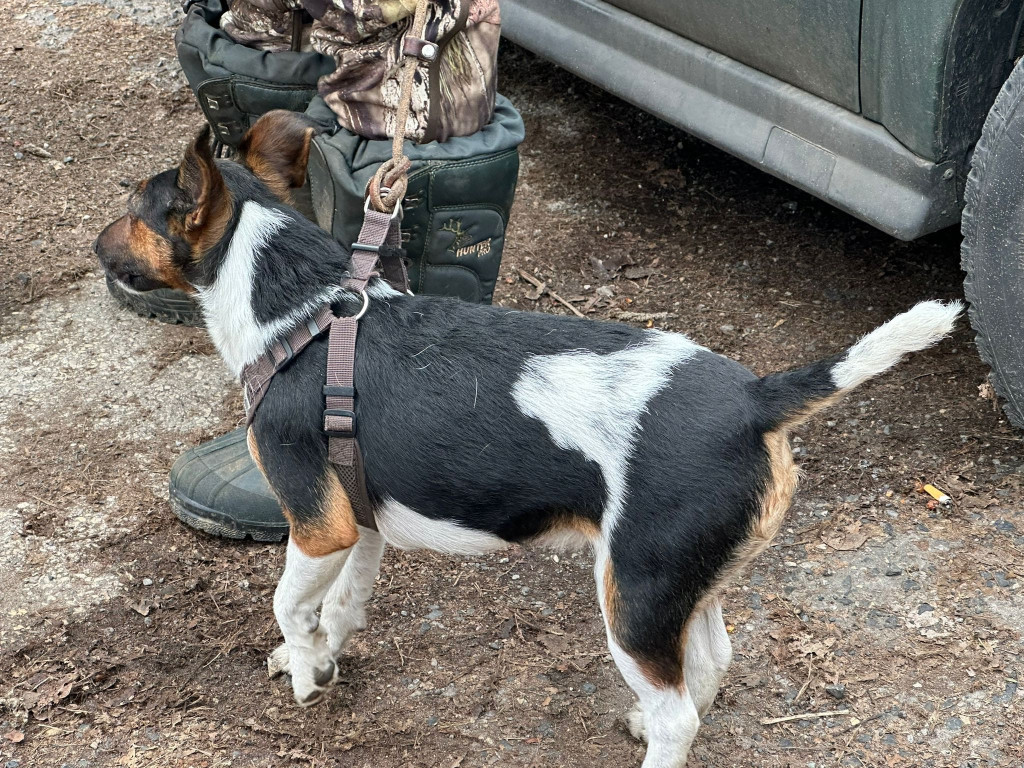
[240,0,433,532]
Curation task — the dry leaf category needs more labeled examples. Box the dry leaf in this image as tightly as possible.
[623,265,657,280]
[3,730,24,743]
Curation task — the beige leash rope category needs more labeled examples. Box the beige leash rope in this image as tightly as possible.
[368,0,432,213]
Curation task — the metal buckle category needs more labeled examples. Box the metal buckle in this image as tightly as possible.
[353,289,370,321]
[364,191,404,222]
[324,409,356,438]
[270,338,294,368]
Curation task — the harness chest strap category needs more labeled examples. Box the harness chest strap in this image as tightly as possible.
[323,315,376,531]
[240,309,378,533]
[239,210,408,533]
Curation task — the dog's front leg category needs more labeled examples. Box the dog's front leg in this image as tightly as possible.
[321,526,385,658]
[271,538,349,706]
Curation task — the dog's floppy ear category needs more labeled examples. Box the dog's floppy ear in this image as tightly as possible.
[238,110,322,201]
[177,125,228,234]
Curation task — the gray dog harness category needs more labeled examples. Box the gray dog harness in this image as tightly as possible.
[240,205,407,532]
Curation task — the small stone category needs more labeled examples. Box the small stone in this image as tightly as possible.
[917,603,934,614]
[885,567,902,577]
[825,684,846,701]
[426,715,438,726]
[13,151,23,160]
[425,607,443,620]
[994,572,1012,588]
[142,578,153,586]
[63,156,74,164]
[119,179,132,187]
[581,682,596,695]
[7,760,21,768]
[903,579,920,592]
[945,716,963,732]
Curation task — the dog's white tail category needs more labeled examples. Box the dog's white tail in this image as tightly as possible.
[752,300,962,430]
[830,300,963,390]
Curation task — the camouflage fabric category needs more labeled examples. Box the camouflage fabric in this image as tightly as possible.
[220,0,500,143]
[221,0,304,52]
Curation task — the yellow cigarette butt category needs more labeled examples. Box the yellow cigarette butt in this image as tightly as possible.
[922,484,951,506]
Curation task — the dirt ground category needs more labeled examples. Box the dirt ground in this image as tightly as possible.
[1,3,1022,767]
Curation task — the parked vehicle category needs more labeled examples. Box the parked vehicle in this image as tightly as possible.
[502,0,1024,428]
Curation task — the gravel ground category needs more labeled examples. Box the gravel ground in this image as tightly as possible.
[0,2,1022,767]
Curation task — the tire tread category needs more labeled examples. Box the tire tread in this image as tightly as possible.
[961,57,1024,429]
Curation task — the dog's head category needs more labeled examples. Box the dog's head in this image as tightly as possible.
[94,111,321,293]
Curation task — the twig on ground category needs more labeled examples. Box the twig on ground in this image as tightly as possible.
[517,269,585,318]
[793,659,813,704]
[761,709,850,725]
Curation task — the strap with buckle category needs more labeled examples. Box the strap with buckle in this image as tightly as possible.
[324,315,376,529]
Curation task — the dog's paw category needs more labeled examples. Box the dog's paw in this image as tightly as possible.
[625,704,647,743]
[267,643,338,706]
[268,643,291,679]
[293,658,338,707]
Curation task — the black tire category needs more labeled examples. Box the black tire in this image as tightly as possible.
[961,57,1024,430]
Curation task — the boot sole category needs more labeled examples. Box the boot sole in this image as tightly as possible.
[171,492,288,543]
[106,275,204,327]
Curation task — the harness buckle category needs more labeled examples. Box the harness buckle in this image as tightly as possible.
[271,337,295,368]
[324,408,357,438]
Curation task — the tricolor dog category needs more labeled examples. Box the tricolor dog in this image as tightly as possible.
[94,111,961,768]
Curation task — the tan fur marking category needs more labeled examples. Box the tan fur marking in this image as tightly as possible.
[530,513,600,549]
[246,428,265,477]
[288,470,360,558]
[127,218,193,293]
[186,188,232,258]
[603,558,619,632]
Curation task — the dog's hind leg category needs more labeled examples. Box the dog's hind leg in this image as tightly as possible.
[595,547,700,768]
[619,598,731,750]
[683,598,732,718]
[321,526,385,658]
